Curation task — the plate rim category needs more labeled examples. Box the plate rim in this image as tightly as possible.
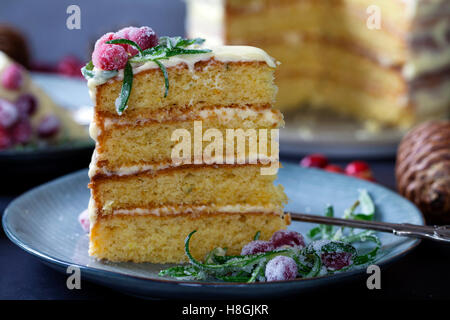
[2,168,424,290]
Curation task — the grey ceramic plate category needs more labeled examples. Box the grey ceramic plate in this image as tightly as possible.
[280,108,407,159]
[3,163,423,299]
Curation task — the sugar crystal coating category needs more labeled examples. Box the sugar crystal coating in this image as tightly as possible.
[265,256,298,281]
[92,44,128,71]
[1,63,23,90]
[321,252,353,270]
[78,209,90,233]
[270,230,305,249]
[37,114,61,138]
[241,240,274,255]
[0,98,19,128]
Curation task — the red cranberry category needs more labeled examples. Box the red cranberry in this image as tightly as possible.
[92,43,128,71]
[300,154,328,168]
[345,161,374,181]
[10,119,32,144]
[78,209,90,233]
[270,230,305,249]
[1,63,24,90]
[345,161,370,175]
[37,115,61,138]
[0,126,11,150]
[321,252,353,270]
[0,98,19,128]
[15,94,38,117]
[241,240,274,255]
[94,32,116,49]
[324,164,344,174]
[116,26,158,55]
[57,56,83,77]
[265,256,298,281]
[353,171,376,182]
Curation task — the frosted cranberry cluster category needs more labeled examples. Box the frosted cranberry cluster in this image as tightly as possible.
[0,63,60,150]
[300,153,375,181]
[92,26,158,71]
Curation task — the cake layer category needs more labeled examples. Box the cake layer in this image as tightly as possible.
[276,77,414,127]
[90,212,290,263]
[91,106,283,175]
[260,39,407,95]
[90,165,287,216]
[92,58,276,120]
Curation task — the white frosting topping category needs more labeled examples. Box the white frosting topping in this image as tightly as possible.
[86,45,276,103]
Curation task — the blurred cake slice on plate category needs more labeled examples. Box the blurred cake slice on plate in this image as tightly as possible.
[186,0,450,128]
[0,51,87,150]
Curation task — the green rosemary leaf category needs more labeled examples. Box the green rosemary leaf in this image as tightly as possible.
[115,61,133,115]
[304,254,322,278]
[253,231,261,241]
[247,260,265,283]
[107,39,143,56]
[153,59,169,97]
[81,61,94,79]
[356,189,375,220]
[307,226,321,239]
[175,38,206,47]
[164,47,212,58]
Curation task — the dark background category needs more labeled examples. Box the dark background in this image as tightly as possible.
[0,0,186,64]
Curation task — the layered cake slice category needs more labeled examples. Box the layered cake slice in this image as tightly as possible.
[186,0,450,127]
[84,26,288,263]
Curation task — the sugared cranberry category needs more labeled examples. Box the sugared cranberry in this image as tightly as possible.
[265,256,298,281]
[241,240,274,255]
[1,63,23,90]
[321,252,353,271]
[0,98,19,128]
[116,26,158,55]
[57,55,83,77]
[92,43,128,71]
[94,32,116,49]
[345,161,374,181]
[78,209,90,233]
[0,126,11,150]
[324,164,344,174]
[300,154,328,168]
[15,94,38,117]
[37,114,61,138]
[10,119,32,145]
[270,230,305,249]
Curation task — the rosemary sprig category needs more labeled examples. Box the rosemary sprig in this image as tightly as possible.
[159,190,382,282]
[115,61,133,115]
[82,36,212,115]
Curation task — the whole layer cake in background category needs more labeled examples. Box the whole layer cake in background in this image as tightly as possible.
[85,26,288,263]
[0,51,87,150]
[186,0,450,128]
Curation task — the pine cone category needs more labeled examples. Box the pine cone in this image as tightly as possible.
[396,120,450,223]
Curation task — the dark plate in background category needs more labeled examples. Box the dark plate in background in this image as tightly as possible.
[0,142,93,193]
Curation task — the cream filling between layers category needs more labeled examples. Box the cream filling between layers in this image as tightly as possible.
[88,201,283,226]
[96,106,283,132]
[89,155,279,178]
